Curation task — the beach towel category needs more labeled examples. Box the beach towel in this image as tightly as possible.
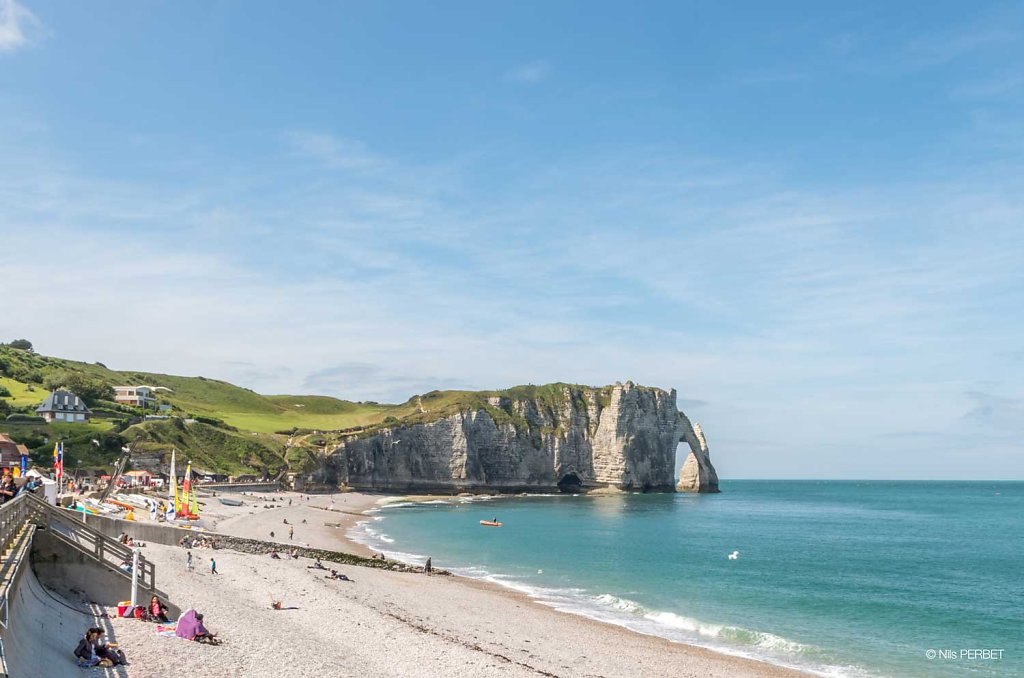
[156,622,178,637]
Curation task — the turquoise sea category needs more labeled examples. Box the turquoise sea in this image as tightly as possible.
[351,481,1022,677]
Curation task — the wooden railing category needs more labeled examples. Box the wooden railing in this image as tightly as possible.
[0,493,156,593]
[24,493,157,592]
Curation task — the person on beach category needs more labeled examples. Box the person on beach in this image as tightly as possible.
[148,595,170,623]
[270,549,281,559]
[326,569,352,581]
[176,610,220,645]
[290,548,299,559]
[425,557,432,574]
[0,474,17,504]
[270,531,275,538]
[187,550,194,572]
[210,557,218,575]
[94,628,127,666]
[289,525,294,540]
[74,628,107,667]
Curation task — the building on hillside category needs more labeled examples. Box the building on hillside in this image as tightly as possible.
[0,433,30,470]
[36,390,92,423]
[114,386,157,408]
[122,470,153,486]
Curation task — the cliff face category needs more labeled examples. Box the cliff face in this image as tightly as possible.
[321,382,719,494]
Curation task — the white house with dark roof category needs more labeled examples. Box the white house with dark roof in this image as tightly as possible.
[36,390,92,423]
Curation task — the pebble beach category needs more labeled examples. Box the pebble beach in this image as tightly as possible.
[98,490,807,677]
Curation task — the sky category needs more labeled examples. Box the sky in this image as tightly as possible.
[1,1,1022,480]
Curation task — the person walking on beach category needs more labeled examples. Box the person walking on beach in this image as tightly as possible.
[210,557,218,575]
[289,525,294,540]
[186,551,194,572]
[425,557,432,575]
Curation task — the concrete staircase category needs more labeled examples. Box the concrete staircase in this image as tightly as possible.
[0,493,161,677]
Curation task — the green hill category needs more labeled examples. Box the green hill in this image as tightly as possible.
[0,343,624,477]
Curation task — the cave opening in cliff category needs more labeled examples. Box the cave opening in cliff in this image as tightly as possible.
[557,473,583,493]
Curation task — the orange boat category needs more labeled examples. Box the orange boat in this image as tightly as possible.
[479,520,502,527]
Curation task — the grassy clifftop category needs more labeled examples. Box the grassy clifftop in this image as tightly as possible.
[0,345,660,475]
[0,345,384,433]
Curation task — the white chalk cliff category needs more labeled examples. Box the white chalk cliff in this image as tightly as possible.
[322,382,719,493]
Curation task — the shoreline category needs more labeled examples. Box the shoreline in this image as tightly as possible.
[199,489,811,677]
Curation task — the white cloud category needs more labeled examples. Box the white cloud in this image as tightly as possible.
[0,0,41,52]
[3,117,1024,479]
[505,60,550,84]
[284,130,385,171]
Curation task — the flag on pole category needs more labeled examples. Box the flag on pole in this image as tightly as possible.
[53,441,63,479]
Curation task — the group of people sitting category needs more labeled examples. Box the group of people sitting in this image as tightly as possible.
[117,533,146,547]
[178,535,216,549]
[269,547,300,560]
[74,627,127,668]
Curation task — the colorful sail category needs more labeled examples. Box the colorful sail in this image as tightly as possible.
[182,461,192,517]
[187,463,199,517]
[169,448,179,519]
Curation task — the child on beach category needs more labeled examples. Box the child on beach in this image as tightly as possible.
[187,551,194,572]
[210,558,218,575]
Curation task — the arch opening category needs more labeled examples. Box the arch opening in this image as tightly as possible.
[557,472,583,493]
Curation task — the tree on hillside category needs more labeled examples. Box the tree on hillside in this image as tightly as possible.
[6,339,33,351]
[45,371,114,404]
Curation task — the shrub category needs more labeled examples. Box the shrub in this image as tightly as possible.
[5,414,46,423]
[0,385,11,397]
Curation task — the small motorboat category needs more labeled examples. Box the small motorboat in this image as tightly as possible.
[479,520,502,527]
[219,497,244,507]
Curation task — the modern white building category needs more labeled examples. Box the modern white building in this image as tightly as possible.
[113,385,157,408]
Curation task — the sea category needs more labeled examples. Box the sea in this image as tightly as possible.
[349,481,1022,678]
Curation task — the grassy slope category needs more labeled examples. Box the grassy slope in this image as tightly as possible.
[0,346,384,433]
[0,346,651,474]
[123,419,287,476]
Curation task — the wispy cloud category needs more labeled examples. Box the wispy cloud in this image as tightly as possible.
[284,130,385,171]
[905,7,1023,68]
[0,0,41,52]
[3,110,1024,478]
[736,69,806,85]
[952,73,1024,99]
[505,60,550,84]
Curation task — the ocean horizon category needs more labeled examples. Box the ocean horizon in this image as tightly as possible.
[351,480,1022,678]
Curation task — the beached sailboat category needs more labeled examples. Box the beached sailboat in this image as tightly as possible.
[168,448,178,521]
[177,461,200,520]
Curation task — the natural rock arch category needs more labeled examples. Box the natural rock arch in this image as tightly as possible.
[557,472,583,493]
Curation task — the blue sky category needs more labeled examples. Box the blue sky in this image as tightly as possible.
[2,1,1022,480]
